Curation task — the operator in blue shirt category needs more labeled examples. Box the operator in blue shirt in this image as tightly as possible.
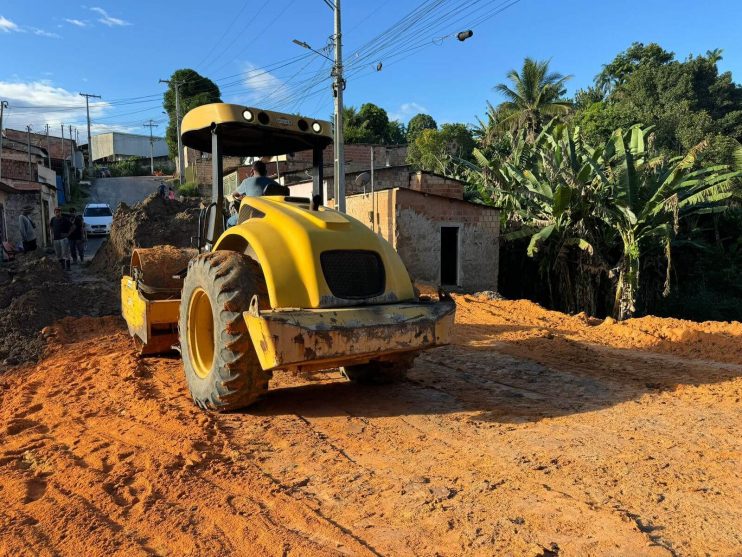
[236,160,289,197]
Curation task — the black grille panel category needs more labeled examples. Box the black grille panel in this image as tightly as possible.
[320,250,385,299]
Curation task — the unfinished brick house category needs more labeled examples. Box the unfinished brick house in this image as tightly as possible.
[342,183,500,292]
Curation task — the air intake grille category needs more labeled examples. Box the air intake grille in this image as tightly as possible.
[320,250,385,299]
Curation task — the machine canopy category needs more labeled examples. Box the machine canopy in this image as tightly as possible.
[180,103,333,156]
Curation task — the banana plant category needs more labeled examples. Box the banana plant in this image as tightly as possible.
[600,125,739,319]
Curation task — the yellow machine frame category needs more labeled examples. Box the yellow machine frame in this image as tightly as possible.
[122,102,455,382]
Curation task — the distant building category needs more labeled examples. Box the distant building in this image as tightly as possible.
[91,132,168,162]
[0,138,58,249]
[3,128,80,199]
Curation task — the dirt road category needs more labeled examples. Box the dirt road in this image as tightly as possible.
[0,297,740,556]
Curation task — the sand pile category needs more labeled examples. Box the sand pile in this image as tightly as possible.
[90,193,200,280]
[454,294,742,364]
[0,254,118,367]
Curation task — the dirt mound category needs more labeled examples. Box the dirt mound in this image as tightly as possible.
[90,193,200,280]
[0,254,119,368]
[454,295,742,364]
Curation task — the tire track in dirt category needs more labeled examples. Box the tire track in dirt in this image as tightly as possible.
[0,296,740,556]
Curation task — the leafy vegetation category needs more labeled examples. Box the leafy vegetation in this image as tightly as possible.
[407,123,475,175]
[177,181,201,197]
[343,103,406,144]
[464,47,742,321]
[163,69,222,160]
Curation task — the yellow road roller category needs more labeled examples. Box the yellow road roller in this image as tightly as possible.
[121,103,455,411]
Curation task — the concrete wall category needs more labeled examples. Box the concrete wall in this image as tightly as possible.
[92,133,168,161]
[344,188,500,292]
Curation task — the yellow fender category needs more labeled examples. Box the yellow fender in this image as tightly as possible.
[214,196,415,309]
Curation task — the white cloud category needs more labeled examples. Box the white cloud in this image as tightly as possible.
[64,18,88,27]
[90,7,130,27]
[0,15,20,32]
[30,27,61,38]
[0,80,110,132]
[89,123,139,135]
[240,62,290,106]
[389,102,428,122]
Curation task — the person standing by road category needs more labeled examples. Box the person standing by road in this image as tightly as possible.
[168,186,176,201]
[49,207,71,270]
[67,207,86,265]
[18,207,37,253]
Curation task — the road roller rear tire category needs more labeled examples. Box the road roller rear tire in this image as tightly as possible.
[179,251,270,411]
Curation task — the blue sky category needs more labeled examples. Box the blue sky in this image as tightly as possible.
[1,0,741,142]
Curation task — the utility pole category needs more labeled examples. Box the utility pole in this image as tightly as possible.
[79,92,101,174]
[160,79,184,184]
[332,0,346,212]
[0,100,7,183]
[45,124,51,168]
[143,120,158,175]
[26,125,32,180]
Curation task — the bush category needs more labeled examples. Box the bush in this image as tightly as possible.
[178,182,201,197]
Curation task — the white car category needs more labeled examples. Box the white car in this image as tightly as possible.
[83,203,113,235]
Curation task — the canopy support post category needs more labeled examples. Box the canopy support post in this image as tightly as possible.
[312,146,324,210]
[206,125,225,248]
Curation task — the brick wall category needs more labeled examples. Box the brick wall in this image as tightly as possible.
[409,171,464,200]
[345,166,412,196]
[395,189,499,291]
[344,188,500,292]
[0,159,39,182]
[344,189,397,248]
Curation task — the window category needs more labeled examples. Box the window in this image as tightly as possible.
[84,207,113,217]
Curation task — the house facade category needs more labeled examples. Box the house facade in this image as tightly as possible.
[0,139,58,249]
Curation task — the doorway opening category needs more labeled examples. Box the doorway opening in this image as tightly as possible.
[440,226,459,286]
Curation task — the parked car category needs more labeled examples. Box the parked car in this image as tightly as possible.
[83,203,113,235]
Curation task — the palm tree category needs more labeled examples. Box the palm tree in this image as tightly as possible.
[493,58,572,140]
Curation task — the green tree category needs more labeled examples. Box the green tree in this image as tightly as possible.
[596,42,674,93]
[406,113,437,142]
[163,69,221,159]
[493,58,572,140]
[343,103,405,144]
[387,120,407,144]
[575,45,742,163]
[407,123,475,174]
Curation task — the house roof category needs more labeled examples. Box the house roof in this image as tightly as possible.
[4,128,76,161]
[1,137,48,158]
[1,178,56,192]
[0,180,18,194]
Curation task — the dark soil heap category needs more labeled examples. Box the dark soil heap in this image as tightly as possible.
[0,254,118,367]
[90,193,201,280]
